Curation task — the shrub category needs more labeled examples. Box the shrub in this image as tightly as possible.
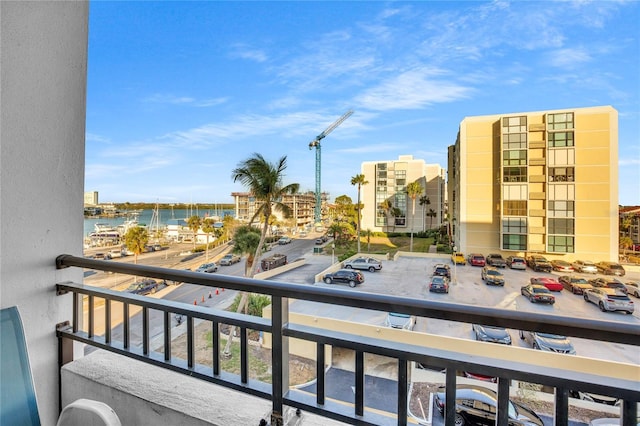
[228,293,271,317]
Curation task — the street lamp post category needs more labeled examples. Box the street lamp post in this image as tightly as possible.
[453,245,458,284]
[331,243,335,265]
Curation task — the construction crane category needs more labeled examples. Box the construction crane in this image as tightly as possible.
[309,109,354,225]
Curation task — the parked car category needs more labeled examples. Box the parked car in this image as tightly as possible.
[625,281,640,297]
[506,256,526,270]
[558,276,593,294]
[572,260,598,274]
[530,277,563,292]
[433,384,544,426]
[526,255,553,272]
[219,253,241,266]
[583,288,634,314]
[384,312,415,330]
[322,269,364,287]
[277,236,292,245]
[521,284,555,304]
[472,324,512,345]
[196,262,218,273]
[315,238,324,245]
[451,252,466,265]
[429,275,450,293]
[570,391,620,406]
[596,261,626,276]
[108,249,123,258]
[93,252,111,260]
[481,266,505,286]
[343,257,382,272]
[551,259,574,273]
[589,417,640,426]
[467,253,485,267]
[485,253,506,268]
[432,263,451,279]
[519,330,576,354]
[589,277,627,294]
[125,279,159,295]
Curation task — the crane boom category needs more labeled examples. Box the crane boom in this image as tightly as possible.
[308,110,354,224]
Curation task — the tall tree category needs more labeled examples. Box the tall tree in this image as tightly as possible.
[187,215,201,250]
[379,199,393,233]
[419,195,431,232]
[201,219,215,261]
[124,226,148,266]
[427,208,437,229]
[406,181,424,252]
[350,174,369,253]
[224,153,299,357]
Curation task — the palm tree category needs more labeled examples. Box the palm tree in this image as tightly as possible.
[350,174,368,253]
[187,215,201,250]
[406,181,424,252]
[124,226,148,266]
[419,195,431,232]
[379,199,393,233]
[427,208,437,229]
[201,219,215,261]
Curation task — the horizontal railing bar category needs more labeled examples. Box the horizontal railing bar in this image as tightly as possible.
[56,255,640,346]
[56,281,271,332]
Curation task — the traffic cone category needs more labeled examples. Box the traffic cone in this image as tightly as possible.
[202,295,205,303]
[208,291,212,299]
[215,288,219,295]
[221,287,225,292]
[194,300,197,305]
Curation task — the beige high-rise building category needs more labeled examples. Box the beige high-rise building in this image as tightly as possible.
[361,155,446,234]
[448,105,619,261]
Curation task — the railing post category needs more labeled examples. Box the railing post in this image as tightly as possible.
[56,321,73,414]
[270,295,289,426]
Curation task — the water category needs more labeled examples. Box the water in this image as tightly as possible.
[84,208,234,236]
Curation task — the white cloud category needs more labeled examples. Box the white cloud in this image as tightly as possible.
[230,45,268,63]
[547,48,592,69]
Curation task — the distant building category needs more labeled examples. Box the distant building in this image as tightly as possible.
[360,155,446,234]
[84,191,98,205]
[231,192,318,230]
[448,105,619,261]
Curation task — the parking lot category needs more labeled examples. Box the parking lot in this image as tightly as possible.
[273,253,640,365]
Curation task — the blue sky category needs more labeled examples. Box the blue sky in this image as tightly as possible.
[86,1,639,205]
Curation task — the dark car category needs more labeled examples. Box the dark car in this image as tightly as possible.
[125,279,159,295]
[323,269,364,287]
[434,384,543,426]
[433,263,451,278]
[589,277,627,294]
[481,266,505,286]
[559,276,593,294]
[526,255,553,272]
[519,330,576,354]
[467,253,486,267]
[521,284,555,304]
[485,254,506,268]
[595,261,626,276]
[472,324,511,345]
[429,275,450,293]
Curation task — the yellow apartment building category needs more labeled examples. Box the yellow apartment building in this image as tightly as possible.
[448,106,618,262]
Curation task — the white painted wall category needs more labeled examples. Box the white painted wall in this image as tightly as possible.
[1,2,88,424]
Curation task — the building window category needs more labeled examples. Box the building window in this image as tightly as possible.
[549,218,575,235]
[549,167,575,182]
[503,167,527,182]
[503,234,527,250]
[548,235,574,253]
[547,112,574,130]
[549,131,574,147]
[503,217,527,233]
[548,200,575,218]
[503,150,527,166]
[502,116,527,133]
[503,200,527,216]
[502,132,527,149]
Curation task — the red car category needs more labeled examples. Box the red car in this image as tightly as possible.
[467,253,486,267]
[530,277,563,292]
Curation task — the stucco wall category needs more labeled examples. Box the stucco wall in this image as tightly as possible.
[1,2,88,424]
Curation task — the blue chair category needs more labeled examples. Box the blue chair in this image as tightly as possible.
[1,306,121,426]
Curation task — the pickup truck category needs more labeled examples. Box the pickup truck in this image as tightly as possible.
[526,255,553,273]
[485,254,506,268]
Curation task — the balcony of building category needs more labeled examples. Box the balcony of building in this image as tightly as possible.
[52,254,640,426]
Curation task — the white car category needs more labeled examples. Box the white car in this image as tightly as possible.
[624,281,640,297]
[583,288,634,314]
[342,257,382,272]
[384,312,415,330]
[572,260,598,274]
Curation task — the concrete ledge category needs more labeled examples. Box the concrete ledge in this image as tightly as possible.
[255,257,306,280]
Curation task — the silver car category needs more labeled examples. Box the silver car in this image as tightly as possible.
[385,312,415,330]
[572,260,598,274]
[583,288,634,314]
[519,330,576,354]
[342,257,382,272]
[625,281,640,298]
